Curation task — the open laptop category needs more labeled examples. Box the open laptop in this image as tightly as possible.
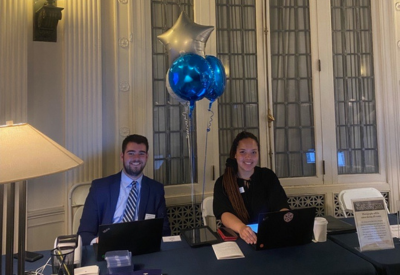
[251,207,316,250]
[94,218,164,261]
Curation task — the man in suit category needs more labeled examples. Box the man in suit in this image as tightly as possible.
[78,134,171,245]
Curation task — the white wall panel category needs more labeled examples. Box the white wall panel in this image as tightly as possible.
[0,0,28,124]
[0,0,28,254]
[27,206,64,251]
[64,0,103,183]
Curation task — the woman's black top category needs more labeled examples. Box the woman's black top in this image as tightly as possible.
[213,166,290,224]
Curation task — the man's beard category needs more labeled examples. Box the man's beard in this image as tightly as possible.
[124,162,145,178]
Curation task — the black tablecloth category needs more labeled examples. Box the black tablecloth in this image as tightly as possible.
[329,214,400,275]
[6,237,378,275]
[81,238,375,275]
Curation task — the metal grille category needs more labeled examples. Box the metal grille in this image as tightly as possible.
[167,203,202,236]
[167,194,325,235]
[216,0,260,175]
[270,0,316,178]
[287,194,325,216]
[331,0,378,174]
[151,0,197,185]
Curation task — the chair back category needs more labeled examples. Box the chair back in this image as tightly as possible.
[68,182,91,234]
[338,187,388,217]
[201,196,216,231]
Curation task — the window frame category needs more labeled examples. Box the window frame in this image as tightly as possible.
[263,0,387,187]
[313,0,386,186]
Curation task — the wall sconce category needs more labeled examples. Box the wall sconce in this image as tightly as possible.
[33,0,64,42]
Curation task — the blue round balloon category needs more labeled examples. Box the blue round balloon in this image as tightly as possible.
[205,55,226,109]
[168,53,213,105]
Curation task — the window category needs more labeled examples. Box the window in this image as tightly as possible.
[331,0,378,174]
[265,0,383,185]
[269,0,316,178]
[215,0,260,175]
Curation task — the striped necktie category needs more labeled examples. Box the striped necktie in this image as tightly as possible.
[122,181,138,222]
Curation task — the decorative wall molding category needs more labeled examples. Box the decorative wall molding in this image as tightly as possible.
[390,0,400,204]
[115,0,133,146]
[115,0,153,144]
[64,0,103,183]
[26,205,65,251]
[0,0,28,254]
[119,37,129,48]
[372,0,400,209]
[119,81,131,92]
[27,206,65,227]
[0,0,28,124]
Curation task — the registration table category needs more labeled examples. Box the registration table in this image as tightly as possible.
[84,239,376,275]
[329,214,400,275]
[15,237,377,275]
[3,235,379,275]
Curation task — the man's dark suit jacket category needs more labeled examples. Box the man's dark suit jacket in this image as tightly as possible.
[77,172,171,245]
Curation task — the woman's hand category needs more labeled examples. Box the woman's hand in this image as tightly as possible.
[221,212,257,244]
[238,224,257,244]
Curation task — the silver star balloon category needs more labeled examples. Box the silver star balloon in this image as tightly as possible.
[158,11,214,66]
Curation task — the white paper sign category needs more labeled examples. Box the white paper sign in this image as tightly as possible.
[352,197,394,251]
[163,235,181,242]
[390,224,400,238]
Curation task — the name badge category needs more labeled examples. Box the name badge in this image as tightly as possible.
[145,213,156,220]
[239,187,245,193]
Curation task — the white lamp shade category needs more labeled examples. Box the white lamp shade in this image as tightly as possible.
[0,123,83,184]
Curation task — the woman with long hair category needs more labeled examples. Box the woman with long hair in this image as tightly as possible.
[213,131,289,244]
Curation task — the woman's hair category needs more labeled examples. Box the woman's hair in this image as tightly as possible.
[222,131,259,224]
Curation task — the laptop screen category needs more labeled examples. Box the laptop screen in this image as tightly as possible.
[96,218,163,261]
[247,223,259,233]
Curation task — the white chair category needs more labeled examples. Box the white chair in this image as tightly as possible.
[338,187,389,217]
[68,182,91,234]
[201,196,216,231]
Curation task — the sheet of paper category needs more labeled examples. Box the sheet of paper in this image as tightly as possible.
[352,198,394,251]
[390,224,400,238]
[212,241,244,260]
[162,236,181,242]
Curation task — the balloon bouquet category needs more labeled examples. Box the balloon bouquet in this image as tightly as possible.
[158,12,226,115]
[158,12,226,222]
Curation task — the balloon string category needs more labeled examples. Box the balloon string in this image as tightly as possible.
[182,103,190,139]
[206,108,214,132]
[182,103,196,227]
[201,109,214,206]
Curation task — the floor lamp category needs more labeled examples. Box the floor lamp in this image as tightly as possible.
[0,122,83,275]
